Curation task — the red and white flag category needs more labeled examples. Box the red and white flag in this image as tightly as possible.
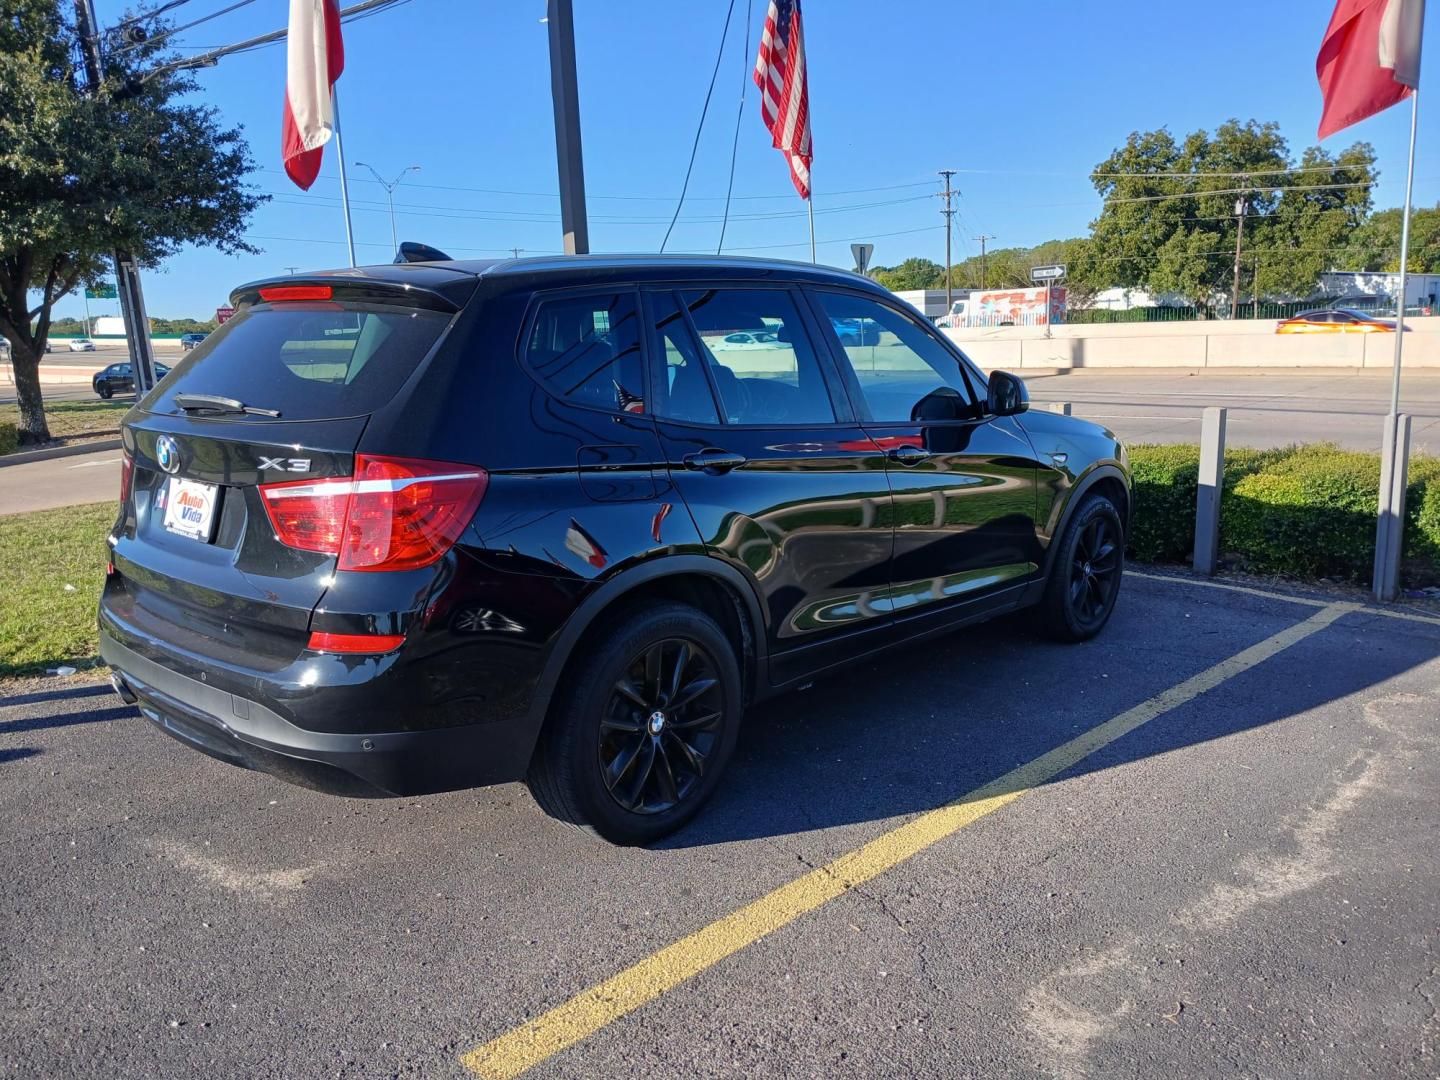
[754,0,812,199]
[282,0,345,190]
[1317,0,1425,138]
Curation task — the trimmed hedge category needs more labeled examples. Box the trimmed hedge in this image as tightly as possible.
[0,422,17,457]
[1127,442,1440,586]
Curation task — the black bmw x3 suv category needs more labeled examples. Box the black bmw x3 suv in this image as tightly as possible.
[99,254,1130,844]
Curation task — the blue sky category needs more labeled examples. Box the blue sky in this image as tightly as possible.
[67,0,1439,321]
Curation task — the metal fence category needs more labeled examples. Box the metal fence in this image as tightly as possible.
[1068,299,1432,324]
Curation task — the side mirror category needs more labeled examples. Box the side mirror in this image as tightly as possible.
[987,370,1029,416]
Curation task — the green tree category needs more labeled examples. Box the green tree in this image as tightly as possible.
[873,257,944,291]
[1081,120,1377,307]
[1342,203,1440,273]
[0,1,263,444]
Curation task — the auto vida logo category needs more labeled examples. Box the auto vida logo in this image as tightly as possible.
[155,435,181,474]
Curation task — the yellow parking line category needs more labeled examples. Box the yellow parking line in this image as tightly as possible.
[459,600,1358,1079]
[1127,569,1440,626]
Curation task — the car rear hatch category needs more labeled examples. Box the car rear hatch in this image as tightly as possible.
[107,276,474,673]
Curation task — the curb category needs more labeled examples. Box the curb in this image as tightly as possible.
[0,438,122,468]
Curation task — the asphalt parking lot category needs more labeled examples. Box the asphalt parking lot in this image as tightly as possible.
[2,571,1437,1079]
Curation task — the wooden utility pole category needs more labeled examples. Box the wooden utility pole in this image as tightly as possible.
[937,170,957,312]
[973,235,995,289]
[75,0,159,394]
[1230,193,1247,319]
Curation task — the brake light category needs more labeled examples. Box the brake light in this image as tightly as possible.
[258,284,333,302]
[306,631,406,654]
[260,455,487,572]
[119,450,134,507]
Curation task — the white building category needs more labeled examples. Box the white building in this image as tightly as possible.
[1317,271,1440,311]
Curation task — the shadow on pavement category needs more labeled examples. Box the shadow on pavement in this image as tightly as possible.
[0,705,135,737]
[659,585,1437,849]
[0,683,112,710]
[0,747,41,764]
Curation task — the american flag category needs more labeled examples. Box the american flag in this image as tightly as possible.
[753,0,812,199]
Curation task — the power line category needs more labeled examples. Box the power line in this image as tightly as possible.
[717,0,753,254]
[142,0,409,80]
[114,0,198,31]
[259,189,932,225]
[256,167,938,204]
[114,0,260,55]
[662,0,738,252]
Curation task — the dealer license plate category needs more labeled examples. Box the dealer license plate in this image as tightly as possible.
[162,477,220,542]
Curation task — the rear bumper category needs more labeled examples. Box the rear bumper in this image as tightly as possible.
[99,627,534,798]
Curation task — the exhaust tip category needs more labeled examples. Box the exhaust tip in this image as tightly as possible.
[110,672,138,705]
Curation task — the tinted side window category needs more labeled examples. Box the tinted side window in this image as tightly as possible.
[526,292,645,413]
[648,292,721,424]
[814,292,982,423]
[681,288,835,425]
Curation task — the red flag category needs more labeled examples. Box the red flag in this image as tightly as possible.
[1316,0,1425,139]
[283,0,345,190]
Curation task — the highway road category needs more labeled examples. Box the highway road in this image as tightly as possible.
[5,368,1440,518]
[1027,368,1440,453]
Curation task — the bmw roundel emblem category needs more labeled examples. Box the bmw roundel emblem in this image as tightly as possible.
[156,435,181,474]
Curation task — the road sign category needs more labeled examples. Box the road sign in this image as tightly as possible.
[215,306,235,324]
[851,243,874,275]
[85,283,118,299]
[1030,264,1066,282]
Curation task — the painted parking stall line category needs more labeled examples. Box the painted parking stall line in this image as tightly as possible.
[458,600,1359,1079]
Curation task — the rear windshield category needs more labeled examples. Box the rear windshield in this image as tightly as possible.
[139,303,451,420]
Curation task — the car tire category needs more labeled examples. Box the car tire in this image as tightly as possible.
[1035,492,1125,642]
[527,601,742,845]
[97,384,112,399]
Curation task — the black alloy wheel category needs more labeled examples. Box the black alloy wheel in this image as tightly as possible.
[1068,513,1121,630]
[97,382,112,399]
[600,638,724,815]
[1036,492,1125,642]
[528,601,742,844]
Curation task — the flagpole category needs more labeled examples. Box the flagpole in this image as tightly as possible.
[807,186,816,264]
[1388,88,1419,419]
[1374,87,1420,601]
[331,89,358,268]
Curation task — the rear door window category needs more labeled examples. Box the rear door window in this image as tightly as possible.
[525,292,646,414]
[648,292,721,425]
[679,288,837,425]
[141,303,452,420]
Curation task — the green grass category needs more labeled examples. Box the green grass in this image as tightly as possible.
[0,399,129,445]
[0,502,114,679]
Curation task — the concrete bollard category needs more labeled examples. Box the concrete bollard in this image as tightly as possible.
[1193,407,1227,575]
[1373,413,1412,602]
[1047,402,1072,415]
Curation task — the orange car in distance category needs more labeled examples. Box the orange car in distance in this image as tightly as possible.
[1276,308,1398,334]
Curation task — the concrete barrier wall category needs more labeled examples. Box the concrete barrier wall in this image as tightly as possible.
[942,316,1440,370]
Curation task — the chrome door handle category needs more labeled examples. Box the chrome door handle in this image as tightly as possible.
[682,449,747,473]
[886,444,931,465]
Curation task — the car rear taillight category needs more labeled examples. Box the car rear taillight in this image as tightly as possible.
[260,455,487,572]
[305,631,406,654]
[119,450,134,507]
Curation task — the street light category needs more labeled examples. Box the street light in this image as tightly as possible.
[354,162,421,253]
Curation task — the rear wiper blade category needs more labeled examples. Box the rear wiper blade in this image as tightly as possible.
[173,393,281,418]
